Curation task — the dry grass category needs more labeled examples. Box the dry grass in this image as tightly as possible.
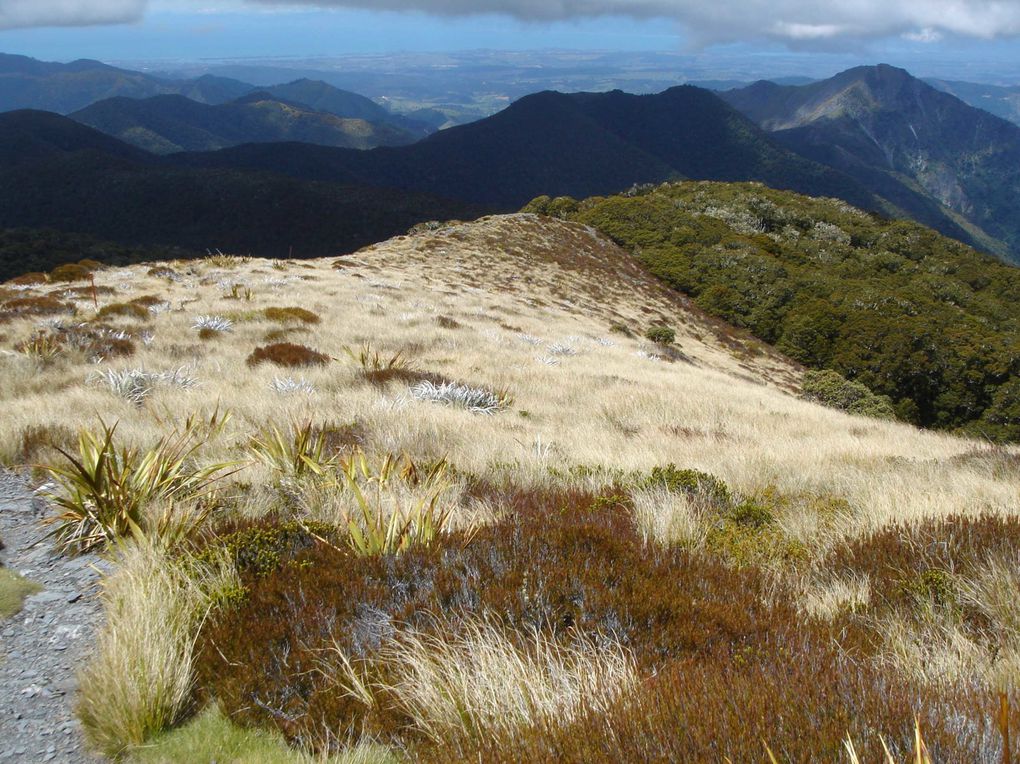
[370,620,636,742]
[3,214,1020,757]
[1,215,1010,553]
[77,540,238,756]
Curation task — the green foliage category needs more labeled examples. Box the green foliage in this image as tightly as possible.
[643,464,731,505]
[547,181,1020,440]
[339,451,452,557]
[41,419,236,552]
[196,521,340,578]
[801,369,898,420]
[128,704,395,764]
[0,567,41,618]
[249,422,335,482]
[644,325,676,345]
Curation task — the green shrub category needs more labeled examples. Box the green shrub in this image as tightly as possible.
[49,262,93,283]
[643,465,730,505]
[801,369,897,420]
[644,325,676,345]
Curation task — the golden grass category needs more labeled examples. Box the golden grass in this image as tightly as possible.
[6,214,1014,755]
[0,566,42,618]
[77,539,238,756]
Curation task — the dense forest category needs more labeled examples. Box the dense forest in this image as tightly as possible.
[527,182,1020,441]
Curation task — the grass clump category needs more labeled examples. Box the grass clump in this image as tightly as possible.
[247,343,330,368]
[0,567,42,618]
[410,380,512,414]
[264,307,320,325]
[78,541,237,757]
[801,369,898,420]
[42,419,235,552]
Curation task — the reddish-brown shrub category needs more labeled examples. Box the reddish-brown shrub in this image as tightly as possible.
[263,307,320,325]
[5,272,48,285]
[1,295,72,317]
[246,342,330,368]
[96,302,149,320]
[195,495,801,745]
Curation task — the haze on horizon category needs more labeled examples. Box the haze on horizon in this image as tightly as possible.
[0,0,1018,84]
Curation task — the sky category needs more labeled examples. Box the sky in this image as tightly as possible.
[1,0,1019,79]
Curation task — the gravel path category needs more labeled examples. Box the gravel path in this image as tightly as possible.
[0,471,107,763]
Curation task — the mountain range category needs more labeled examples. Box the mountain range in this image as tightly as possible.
[70,92,419,154]
[2,59,1020,267]
[721,65,1020,259]
[0,53,433,142]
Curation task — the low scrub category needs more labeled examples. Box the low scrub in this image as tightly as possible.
[247,343,330,368]
[801,369,897,420]
[264,307,320,325]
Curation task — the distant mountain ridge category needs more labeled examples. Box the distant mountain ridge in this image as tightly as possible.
[0,53,431,140]
[177,85,887,214]
[0,111,484,260]
[70,93,419,154]
[721,65,1020,261]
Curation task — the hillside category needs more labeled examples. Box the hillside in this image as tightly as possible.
[722,65,1020,261]
[531,181,1020,441]
[179,86,885,211]
[0,111,484,260]
[926,78,1020,127]
[71,93,418,154]
[2,214,1018,762]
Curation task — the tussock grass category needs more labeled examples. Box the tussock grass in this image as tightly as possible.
[77,540,239,756]
[376,621,636,742]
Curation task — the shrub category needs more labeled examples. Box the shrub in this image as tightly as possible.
[801,369,897,420]
[644,325,675,345]
[193,495,794,745]
[608,322,633,337]
[6,271,48,285]
[49,262,93,282]
[97,302,150,320]
[247,343,330,368]
[264,307,321,325]
[436,315,461,329]
[643,464,730,505]
[1,295,72,317]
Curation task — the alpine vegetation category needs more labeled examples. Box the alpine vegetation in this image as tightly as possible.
[191,315,234,334]
[89,367,199,405]
[269,376,316,396]
[409,380,512,414]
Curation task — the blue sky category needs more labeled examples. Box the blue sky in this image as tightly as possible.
[0,1,1018,82]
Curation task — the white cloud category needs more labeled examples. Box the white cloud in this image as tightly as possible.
[0,0,146,30]
[242,0,1020,43]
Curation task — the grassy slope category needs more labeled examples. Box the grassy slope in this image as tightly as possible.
[7,213,1018,760]
[531,182,1020,439]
